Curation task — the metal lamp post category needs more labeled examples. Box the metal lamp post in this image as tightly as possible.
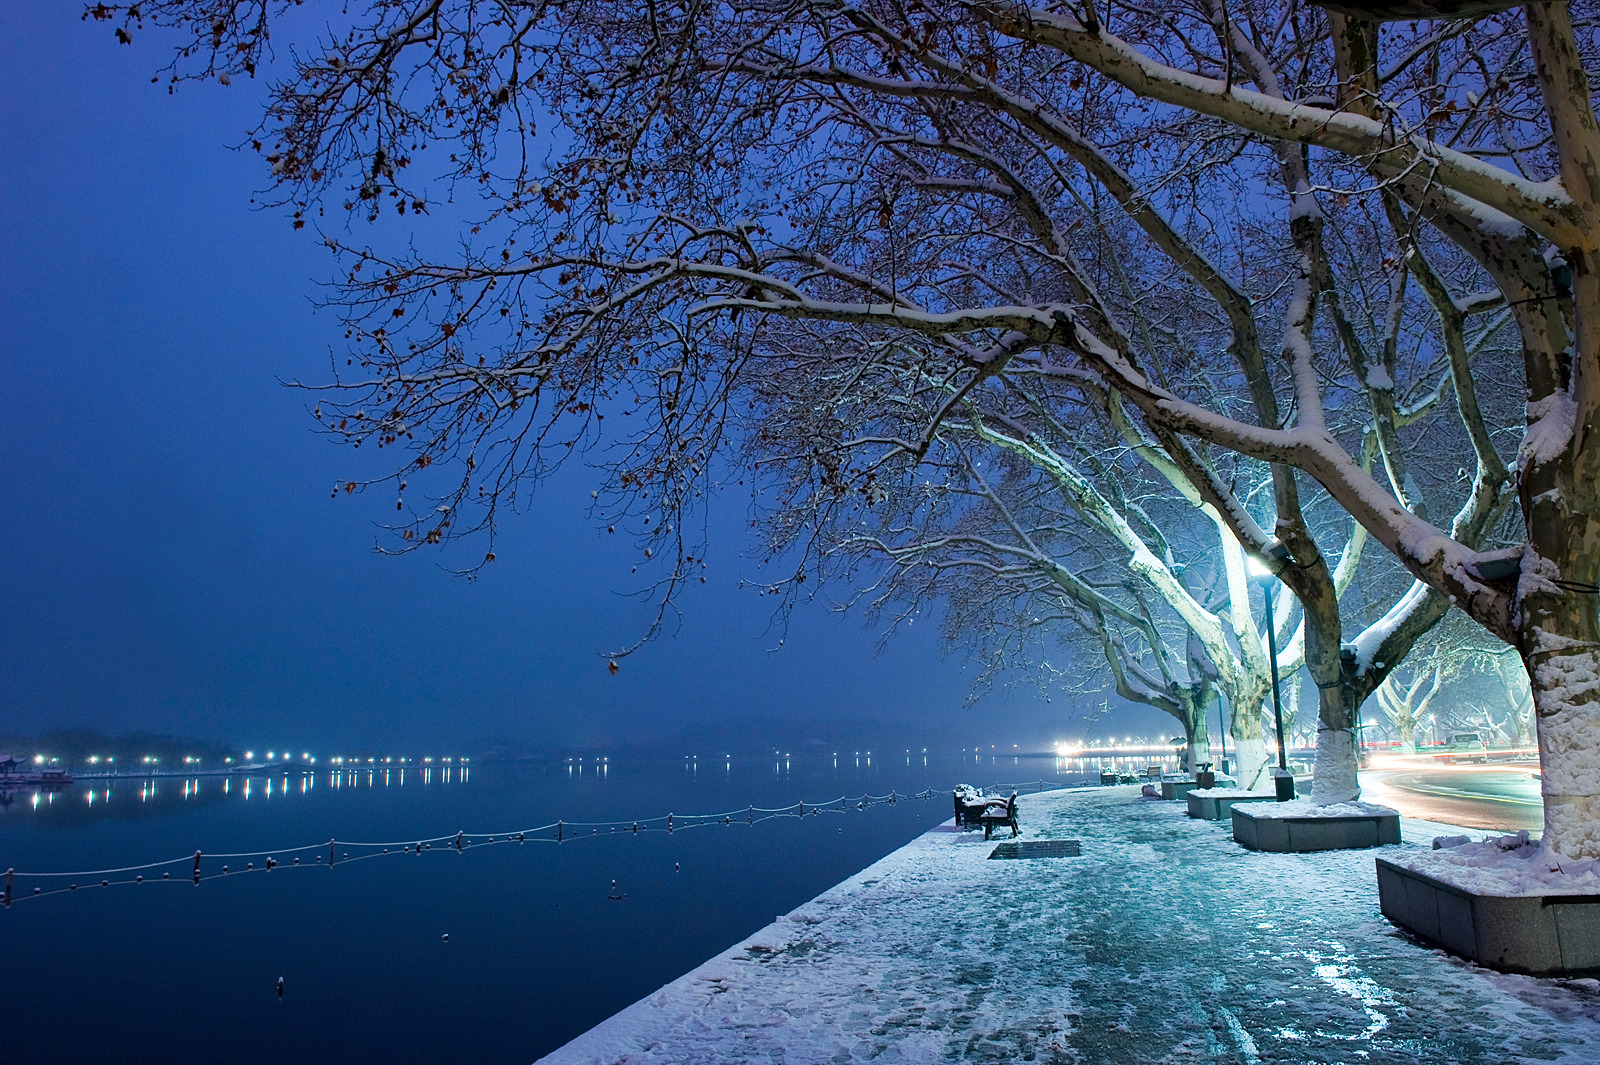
[1248,542,1297,802]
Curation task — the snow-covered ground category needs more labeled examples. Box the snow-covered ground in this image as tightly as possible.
[537,786,1600,1064]
[1398,829,1600,897]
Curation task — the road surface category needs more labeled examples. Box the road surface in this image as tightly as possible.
[1359,761,1542,833]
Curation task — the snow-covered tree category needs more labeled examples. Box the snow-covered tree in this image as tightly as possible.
[96,1,1597,854]
[1376,663,1447,751]
[963,2,1599,854]
[751,385,1281,781]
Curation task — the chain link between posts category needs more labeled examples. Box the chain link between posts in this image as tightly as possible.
[2,777,1094,908]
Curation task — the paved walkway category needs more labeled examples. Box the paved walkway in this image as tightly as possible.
[538,787,1600,1064]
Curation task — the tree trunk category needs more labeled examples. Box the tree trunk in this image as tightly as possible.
[1513,696,1534,747]
[1312,682,1362,805]
[1300,570,1363,805]
[1519,558,1600,860]
[1232,732,1269,791]
[1184,703,1211,775]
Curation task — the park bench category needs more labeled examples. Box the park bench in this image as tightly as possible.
[953,785,989,830]
[979,792,1019,840]
[953,786,1019,839]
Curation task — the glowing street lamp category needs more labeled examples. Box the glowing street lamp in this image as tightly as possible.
[1248,541,1296,802]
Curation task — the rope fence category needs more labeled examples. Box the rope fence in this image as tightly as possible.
[2,777,1095,909]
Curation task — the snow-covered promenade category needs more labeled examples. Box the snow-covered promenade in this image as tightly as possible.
[537,787,1600,1064]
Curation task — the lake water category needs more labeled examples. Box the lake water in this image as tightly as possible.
[0,751,1125,1063]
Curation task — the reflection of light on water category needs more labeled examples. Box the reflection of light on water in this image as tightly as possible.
[20,756,482,819]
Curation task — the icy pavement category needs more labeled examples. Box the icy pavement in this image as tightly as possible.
[536,787,1600,1064]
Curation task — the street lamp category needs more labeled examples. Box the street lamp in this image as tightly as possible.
[1248,541,1297,802]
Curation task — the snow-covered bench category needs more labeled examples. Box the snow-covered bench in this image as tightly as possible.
[952,787,1019,838]
[979,793,1019,840]
[953,786,989,830]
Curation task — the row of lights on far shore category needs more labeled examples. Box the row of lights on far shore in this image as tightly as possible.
[243,754,469,766]
[39,754,470,768]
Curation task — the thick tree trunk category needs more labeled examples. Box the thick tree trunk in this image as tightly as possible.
[1184,706,1211,775]
[1398,715,1417,752]
[1312,683,1362,804]
[1520,557,1600,860]
[1513,1,1600,864]
[1513,701,1533,747]
[1300,569,1363,805]
[1232,732,1269,791]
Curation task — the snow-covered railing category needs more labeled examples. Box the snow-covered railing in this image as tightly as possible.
[1,789,957,908]
[973,777,1097,795]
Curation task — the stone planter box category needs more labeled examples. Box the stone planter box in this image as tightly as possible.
[1187,791,1272,820]
[1231,804,1400,852]
[1160,779,1200,801]
[1375,858,1600,975]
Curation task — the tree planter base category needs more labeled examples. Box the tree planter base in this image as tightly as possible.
[1187,791,1273,820]
[1160,779,1200,801]
[1231,804,1400,852]
[1375,858,1600,974]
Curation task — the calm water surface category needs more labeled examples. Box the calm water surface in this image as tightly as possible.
[0,752,1107,1063]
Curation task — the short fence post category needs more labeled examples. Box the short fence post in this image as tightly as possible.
[4,867,12,908]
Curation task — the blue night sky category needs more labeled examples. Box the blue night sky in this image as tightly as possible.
[0,3,1155,752]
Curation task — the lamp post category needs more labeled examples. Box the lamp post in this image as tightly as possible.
[1248,542,1297,802]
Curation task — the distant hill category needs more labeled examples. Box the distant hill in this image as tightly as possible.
[0,728,241,770]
